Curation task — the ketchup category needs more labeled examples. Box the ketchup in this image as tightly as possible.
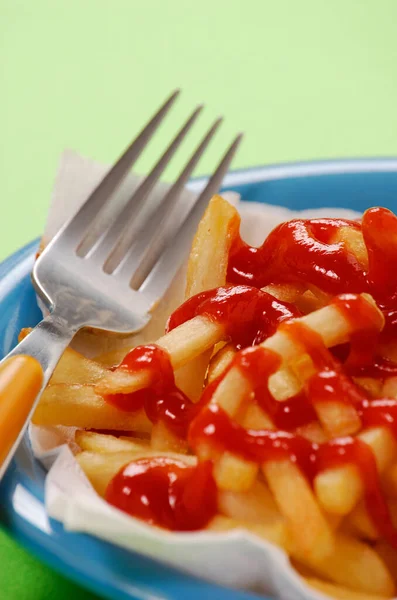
[187,327,397,546]
[362,207,397,306]
[230,344,318,430]
[167,285,300,348]
[106,344,198,438]
[106,457,217,531]
[103,208,397,542]
[227,208,397,339]
[189,403,397,548]
[189,403,316,476]
[227,218,366,294]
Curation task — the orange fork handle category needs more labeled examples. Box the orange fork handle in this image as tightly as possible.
[0,355,43,467]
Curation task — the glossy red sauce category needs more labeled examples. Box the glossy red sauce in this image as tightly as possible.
[283,294,388,380]
[187,324,397,544]
[231,345,318,429]
[331,293,384,333]
[227,208,397,338]
[316,436,397,547]
[106,345,198,438]
[281,319,368,411]
[189,404,316,475]
[362,207,397,306]
[347,356,397,379]
[227,218,366,293]
[167,285,300,348]
[359,399,397,437]
[105,208,397,538]
[189,403,397,547]
[106,457,217,531]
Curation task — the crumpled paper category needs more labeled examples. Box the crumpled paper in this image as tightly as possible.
[32,151,364,599]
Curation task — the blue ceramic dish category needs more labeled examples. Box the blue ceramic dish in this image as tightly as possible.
[2,158,397,600]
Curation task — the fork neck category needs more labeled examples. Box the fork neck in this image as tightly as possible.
[5,312,78,390]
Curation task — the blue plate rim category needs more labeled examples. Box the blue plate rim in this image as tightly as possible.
[187,155,397,191]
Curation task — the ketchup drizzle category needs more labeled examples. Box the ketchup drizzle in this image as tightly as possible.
[227,218,366,294]
[167,285,300,348]
[106,457,217,531]
[106,344,198,438]
[103,208,397,540]
[189,403,397,548]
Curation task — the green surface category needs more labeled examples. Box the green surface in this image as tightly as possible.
[2,0,397,597]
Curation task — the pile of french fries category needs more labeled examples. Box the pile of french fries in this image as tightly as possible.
[31,196,397,599]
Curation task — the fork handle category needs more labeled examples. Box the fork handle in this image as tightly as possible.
[0,313,76,478]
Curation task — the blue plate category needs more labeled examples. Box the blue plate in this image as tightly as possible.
[2,158,397,600]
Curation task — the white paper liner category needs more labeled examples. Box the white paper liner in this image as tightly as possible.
[31,151,365,599]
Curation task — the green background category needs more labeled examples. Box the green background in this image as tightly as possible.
[1,0,397,597]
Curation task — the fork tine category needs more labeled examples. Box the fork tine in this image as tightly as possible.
[56,89,180,257]
[138,133,243,304]
[114,117,223,285]
[91,105,204,271]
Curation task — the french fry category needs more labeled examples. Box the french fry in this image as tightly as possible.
[211,293,382,414]
[207,343,236,384]
[306,285,333,308]
[210,365,252,416]
[176,196,239,401]
[331,225,369,270]
[296,422,328,444]
[94,347,132,368]
[76,450,196,496]
[346,500,379,541]
[285,343,361,436]
[304,577,393,600]
[50,348,108,385]
[185,195,240,297]
[240,404,275,430]
[213,404,276,493]
[146,197,239,448]
[207,298,381,494]
[150,421,188,454]
[382,376,397,399]
[96,316,225,396]
[208,298,382,496]
[380,340,397,365]
[295,533,395,597]
[33,384,152,432]
[20,327,108,384]
[208,515,395,597]
[311,400,361,439]
[213,453,258,492]
[375,541,397,587]
[75,431,150,453]
[347,499,397,542]
[315,463,362,516]
[295,289,327,314]
[315,427,397,515]
[217,480,280,525]
[206,515,289,550]
[77,450,148,496]
[267,368,302,401]
[354,376,383,398]
[383,462,397,497]
[209,372,261,492]
[97,292,381,402]
[261,282,307,304]
[174,360,206,401]
[266,293,383,357]
[263,459,334,562]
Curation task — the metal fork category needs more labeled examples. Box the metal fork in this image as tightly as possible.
[0,90,242,477]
